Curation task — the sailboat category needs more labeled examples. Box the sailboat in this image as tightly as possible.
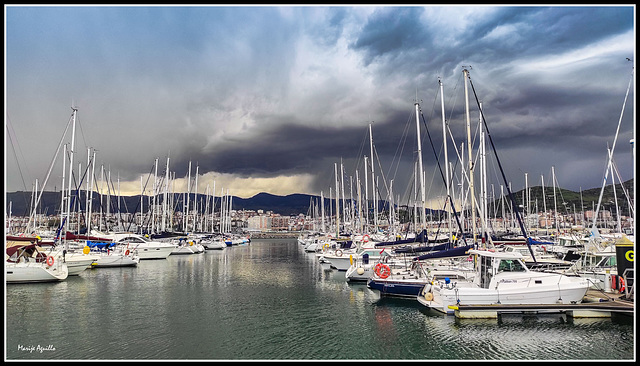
[6,237,69,283]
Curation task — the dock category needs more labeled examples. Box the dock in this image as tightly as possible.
[450,290,634,319]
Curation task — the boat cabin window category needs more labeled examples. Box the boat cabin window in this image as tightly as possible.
[497,259,526,272]
[596,256,616,268]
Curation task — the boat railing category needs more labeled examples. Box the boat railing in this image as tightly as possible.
[622,268,634,300]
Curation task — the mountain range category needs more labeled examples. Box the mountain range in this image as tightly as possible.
[5,178,633,218]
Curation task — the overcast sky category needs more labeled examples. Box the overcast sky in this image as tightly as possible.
[5,5,636,207]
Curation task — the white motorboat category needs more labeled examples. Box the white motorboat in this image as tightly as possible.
[107,232,176,260]
[6,243,69,283]
[562,246,618,291]
[417,249,590,315]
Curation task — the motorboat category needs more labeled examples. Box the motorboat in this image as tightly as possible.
[417,249,590,315]
[6,242,69,283]
[562,246,618,291]
[107,232,176,260]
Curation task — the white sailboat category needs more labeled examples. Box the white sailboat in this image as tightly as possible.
[85,241,140,267]
[170,237,205,255]
[6,241,69,283]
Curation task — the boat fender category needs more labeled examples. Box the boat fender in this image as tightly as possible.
[336,249,343,257]
[83,246,90,255]
[357,267,365,275]
[349,254,353,265]
[46,256,55,267]
[424,292,434,301]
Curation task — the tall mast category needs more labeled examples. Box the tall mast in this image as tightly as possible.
[463,68,476,245]
[541,174,547,234]
[321,190,325,233]
[439,79,451,240]
[65,106,77,238]
[590,69,633,237]
[552,166,558,237]
[334,162,340,236]
[185,161,191,232]
[480,102,488,242]
[88,149,96,235]
[194,164,199,232]
[415,101,426,230]
[162,156,170,232]
[369,123,377,232]
[152,158,158,234]
[60,144,67,240]
[340,161,346,227]
[364,155,369,233]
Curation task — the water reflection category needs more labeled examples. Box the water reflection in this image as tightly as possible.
[5,238,635,361]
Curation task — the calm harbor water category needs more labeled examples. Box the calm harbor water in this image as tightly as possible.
[5,239,635,361]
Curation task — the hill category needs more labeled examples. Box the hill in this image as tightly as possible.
[5,178,633,218]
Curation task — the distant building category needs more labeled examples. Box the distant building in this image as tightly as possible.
[247,215,271,231]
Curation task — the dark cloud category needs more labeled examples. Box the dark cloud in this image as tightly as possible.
[351,7,430,66]
[5,5,635,199]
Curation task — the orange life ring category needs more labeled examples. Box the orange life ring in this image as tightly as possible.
[374,263,391,279]
[613,276,626,293]
[125,249,130,256]
[46,256,54,266]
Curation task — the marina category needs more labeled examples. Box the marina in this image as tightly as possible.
[4,238,635,361]
[5,6,635,363]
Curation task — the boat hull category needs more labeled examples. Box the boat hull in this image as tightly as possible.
[6,262,69,283]
[367,277,429,298]
[92,253,140,268]
[419,276,590,314]
[133,244,175,259]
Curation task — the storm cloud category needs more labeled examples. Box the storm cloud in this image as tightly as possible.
[5,5,635,201]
